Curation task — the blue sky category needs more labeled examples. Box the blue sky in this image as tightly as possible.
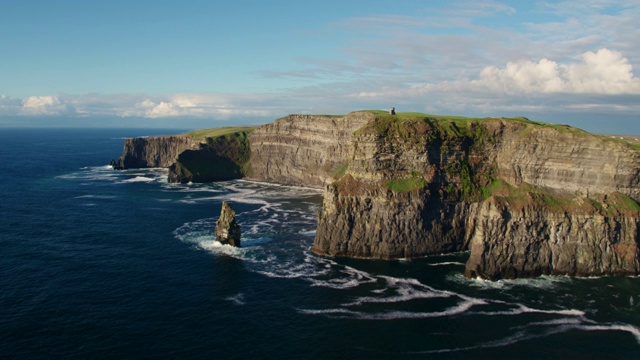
[1,0,639,134]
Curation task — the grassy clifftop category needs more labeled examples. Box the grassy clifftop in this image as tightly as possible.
[186,126,257,141]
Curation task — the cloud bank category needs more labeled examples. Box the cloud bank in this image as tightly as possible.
[20,96,75,116]
[3,47,639,125]
[476,49,640,94]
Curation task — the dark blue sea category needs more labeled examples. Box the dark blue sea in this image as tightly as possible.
[1,128,639,359]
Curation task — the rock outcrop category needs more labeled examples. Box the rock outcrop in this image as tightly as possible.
[464,195,640,279]
[312,175,474,259]
[115,135,198,169]
[215,202,241,247]
[168,131,252,184]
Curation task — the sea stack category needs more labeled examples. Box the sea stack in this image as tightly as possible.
[215,202,241,247]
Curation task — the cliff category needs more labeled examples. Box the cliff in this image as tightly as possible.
[112,111,640,279]
[113,127,254,183]
[465,192,640,279]
[114,135,199,169]
[246,113,372,188]
[168,129,253,183]
[311,112,640,279]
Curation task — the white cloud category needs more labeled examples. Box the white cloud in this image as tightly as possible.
[20,95,75,116]
[145,101,180,118]
[118,94,275,119]
[474,49,640,94]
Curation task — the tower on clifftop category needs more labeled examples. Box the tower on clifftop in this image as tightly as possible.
[389,107,396,115]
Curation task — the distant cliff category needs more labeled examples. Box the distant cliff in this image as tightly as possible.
[112,111,640,279]
[168,129,253,183]
[113,135,198,169]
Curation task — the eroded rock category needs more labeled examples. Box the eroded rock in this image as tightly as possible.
[215,201,241,247]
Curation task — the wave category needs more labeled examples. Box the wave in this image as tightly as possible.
[427,261,465,267]
[74,195,116,199]
[225,293,246,306]
[58,165,169,185]
[448,272,573,291]
[472,302,585,317]
[417,319,640,355]
[121,176,156,183]
[299,297,486,320]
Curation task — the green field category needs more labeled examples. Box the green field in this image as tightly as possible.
[186,126,257,141]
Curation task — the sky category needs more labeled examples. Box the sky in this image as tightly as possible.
[1,0,639,134]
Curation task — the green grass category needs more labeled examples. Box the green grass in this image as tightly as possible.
[186,126,257,141]
[332,163,348,179]
[355,110,538,140]
[385,177,427,192]
[595,134,640,151]
[477,179,640,214]
[604,192,640,212]
[359,110,607,141]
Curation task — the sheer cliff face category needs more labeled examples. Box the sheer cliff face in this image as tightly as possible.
[465,199,640,280]
[492,124,640,201]
[312,115,640,278]
[246,113,373,188]
[118,136,198,169]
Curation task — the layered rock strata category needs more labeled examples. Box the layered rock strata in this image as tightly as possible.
[465,196,640,279]
[246,113,372,188]
[114,135,198,169]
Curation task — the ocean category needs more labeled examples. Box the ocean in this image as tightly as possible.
[1,128,639,359]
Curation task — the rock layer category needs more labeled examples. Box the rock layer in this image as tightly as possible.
[116,135,198,169]
[465,198,640,279]
[247,113,372,188]
[312,175,474,259]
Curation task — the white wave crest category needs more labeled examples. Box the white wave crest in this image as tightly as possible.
[299,297,485,320]
[448,273,572,291]
[121,176,155,183]
[473,302,585,317]
[225,293,246,306]
[428,261,465,267]
[74,195,116,199]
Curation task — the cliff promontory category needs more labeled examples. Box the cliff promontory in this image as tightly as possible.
[112,111,640,279]
[113,135,199,169]
[112,127,254,183]
[168,128,254,183]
